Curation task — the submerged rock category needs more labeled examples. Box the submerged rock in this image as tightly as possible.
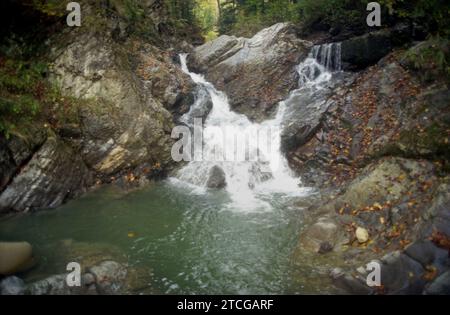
[298,217,343,253]
[206,165,227,189]
[188,23,312,122]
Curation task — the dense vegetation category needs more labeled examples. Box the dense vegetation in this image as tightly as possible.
[0,0,448,137]
[210,0,449,37]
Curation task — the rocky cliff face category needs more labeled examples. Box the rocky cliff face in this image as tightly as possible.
[188,23,312,122]
[0,1,197,214]
[289,45,450,294]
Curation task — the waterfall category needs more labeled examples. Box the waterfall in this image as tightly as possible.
[173,51,338,211]
[311,42,342,72]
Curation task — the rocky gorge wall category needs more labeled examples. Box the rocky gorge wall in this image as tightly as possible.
[187,23,450,294]
[0,0,198,214]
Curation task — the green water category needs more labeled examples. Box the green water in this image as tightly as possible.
[0,181,339,294]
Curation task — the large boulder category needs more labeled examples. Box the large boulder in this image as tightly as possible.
[0,135,92,213]
[206,165,227,189]
[340,25,417,71]
[188,23,312,122]
[0,242,34,276]
[50,33,178,177]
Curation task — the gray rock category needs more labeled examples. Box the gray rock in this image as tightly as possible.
[206,165,227,189]
[330,268,373,295]
[318,241,334,254]
[341,29,392,71]
[379,251,425,294]
[298,217,343,253]
[0,136,92,213]
[181,86,213,126]
[404,240,449,269]
[88,260,128,295]
[27,260,128,295]
[424,271,450,295]
[0,276,25,295]
[188,23,312,122]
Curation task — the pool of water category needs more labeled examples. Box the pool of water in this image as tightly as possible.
[0,181,340,294]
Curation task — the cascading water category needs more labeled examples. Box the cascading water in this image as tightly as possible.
[174,49,337,211]
[311,42,342,72]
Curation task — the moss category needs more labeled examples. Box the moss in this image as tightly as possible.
[402,37,450,84]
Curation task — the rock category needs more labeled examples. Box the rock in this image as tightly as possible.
[180,86,213,126]
[341,29,393,71]
[27,260,129,295]
[0,136,92,213]
[404,240,449,269]
[298,217,343,253]
[206,165,227,189]
[88,260,128,295]
[0,242,34,275]
[0,276,25,295]
[318,241,334,254]
[57,240,128,272]
[424,271,450,295]
[51,33,177,178]
[330,268,373,295]
[188,23,312,122]
[27,274,82,295]
[379,251,425,294]
[356,227,369,244]
[280,91,332,154]
[0,127,47,193]
[336,158,435,210]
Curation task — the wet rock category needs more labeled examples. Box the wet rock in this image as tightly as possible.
[419,183,450,238]
[404,240,449,270]
[298,217,343,253]
[318,241,334,254]
[0,276,25,295]
[0,242,34,275]
[26,274,92,295]
[379,251,425,294]
[50,32,177,178]
[330,268,373,295]
[188,23,312,122]
[341,29,393,71]
[180,87,213,126]
[206,165,227,189]
[280,91,332,154]
[424,271,450,295]
[26,260,129,295]
[88,261,128,295]
[335,158,435,210]
[57,240,128,272]
[137,45,196,120]
[0,136,92,213]
[0,127,47,193]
